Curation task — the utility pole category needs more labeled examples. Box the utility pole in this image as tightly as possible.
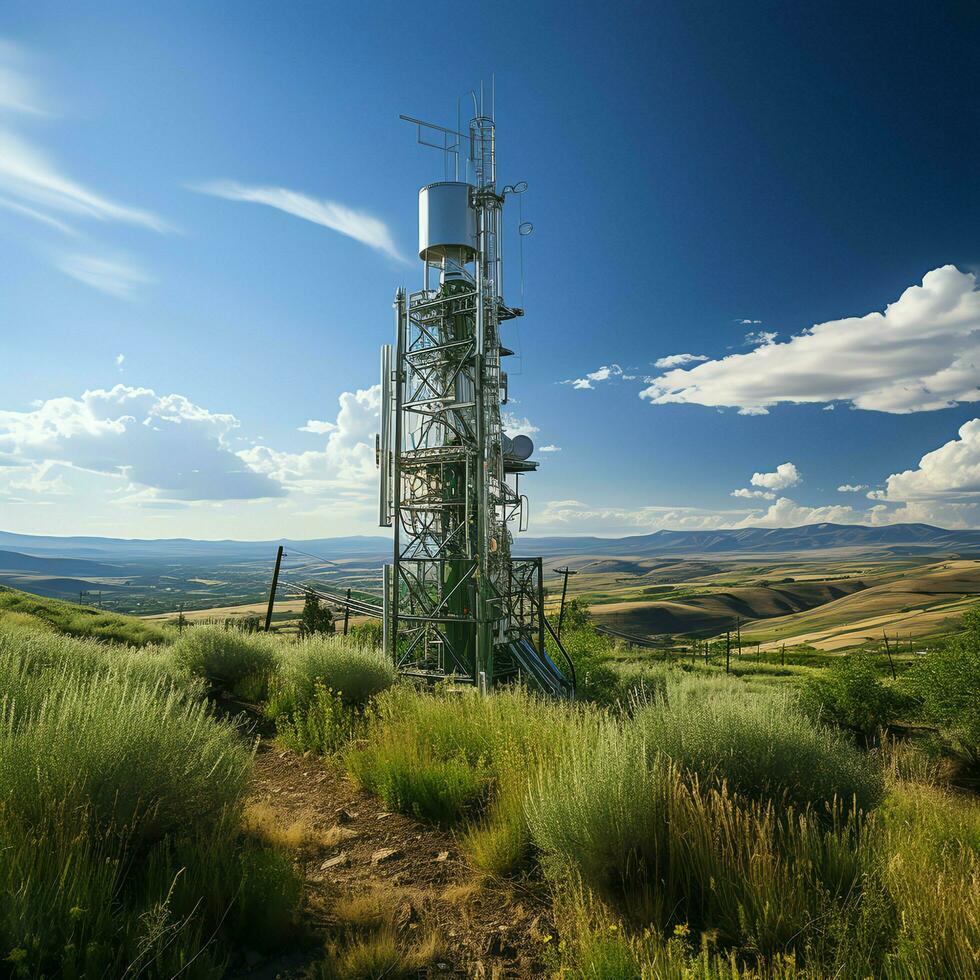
[781,642,785,667]
[882,630,897,679]
[736,617,742,658]
[725,630,731,673]
[343,588,351,636]
[555,566,578,640]
[265,545,284,632]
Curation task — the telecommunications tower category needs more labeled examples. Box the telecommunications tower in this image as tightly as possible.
[376,90,574,697]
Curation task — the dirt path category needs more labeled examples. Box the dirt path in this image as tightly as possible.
[237,741,552,978]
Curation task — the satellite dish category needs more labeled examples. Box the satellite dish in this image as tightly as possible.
[510,434,534,460]
[519,221,533,236]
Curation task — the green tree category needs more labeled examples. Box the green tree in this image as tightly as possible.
[903,604,980,767]
[298,593,334,637]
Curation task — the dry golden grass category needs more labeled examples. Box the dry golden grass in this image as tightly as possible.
[243,801,344,853]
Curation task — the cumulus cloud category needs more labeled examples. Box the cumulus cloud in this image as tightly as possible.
[241,386,381,493]
[875,418,980,503]
[654,353,708,369]
[562,364,625,390]
[0,385,284,501]
[192,180,406,263]
[501,413,539,437]
[744,330,777,346]
[751,462,801,491]
[735,318,762,325]
[838,484,868,493]
[298,419,338,435]
[641,266,980,414]
[539,444,561,453]
[731,487,775,500]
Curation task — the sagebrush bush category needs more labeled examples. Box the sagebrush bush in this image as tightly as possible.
[266,635,395,718]
[526,724,875,960]
[174,622,278,693]
[0,620,300,977]
[636,674,884,813]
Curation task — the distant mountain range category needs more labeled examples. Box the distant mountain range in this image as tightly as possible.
[2,522,980,565]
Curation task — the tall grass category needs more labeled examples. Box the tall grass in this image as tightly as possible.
[0,620,299,977]
[266,634,395,718]
[635,674,883,813]
[173,622,278,697]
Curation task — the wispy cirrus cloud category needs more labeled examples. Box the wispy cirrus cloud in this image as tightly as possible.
[0,127,168,233]
[58,254,150,298]
[0,38,166,299]
[191,180,407,263]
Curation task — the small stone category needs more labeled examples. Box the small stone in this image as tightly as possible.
[321,852,350,870]
[435,850,450,862]
[371,847,402,864]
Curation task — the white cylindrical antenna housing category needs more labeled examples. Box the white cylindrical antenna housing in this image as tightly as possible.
[419,181,476,267]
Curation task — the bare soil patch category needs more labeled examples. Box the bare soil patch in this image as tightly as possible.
[233,742,552,978]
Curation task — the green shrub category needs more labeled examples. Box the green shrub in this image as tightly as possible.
[802,653,904,740]
[347,737,491,825]
[266,635,394,718]
[0,621,301,977]
[174,623,278,695]
[0,674,251,848]
[637,676,884,813]
[526,725,874,961]
[277,684,372,755]
[903,627,980,766]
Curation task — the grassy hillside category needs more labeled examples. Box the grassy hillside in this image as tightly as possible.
[743,560,980,649]
[591,577,869,637]
[0,585,169,646]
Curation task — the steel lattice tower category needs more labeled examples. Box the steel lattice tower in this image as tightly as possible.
[376,97,573,696]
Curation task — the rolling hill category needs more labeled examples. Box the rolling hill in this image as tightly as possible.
[591,578,871,638]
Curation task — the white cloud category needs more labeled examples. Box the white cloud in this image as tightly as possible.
[744,330,777,346]
[837,484,867,493]
[539,444,561,453]
[501,413,539,437]
[738,406,769,416]
[731,487,775,500]
[240,385,380,493]
[298,419,338,435]
[0,385,284,501]
[0,39,47,115]
[731,497,865,528]
[563,364,624,390]
[0,128,167,232]
[192,180,406,263]
[751,462,801,491]
[654,353,708,369]
[641,266,980,415]
[876,418,980,503]
[58,254,150,297]
[735,318,762,325]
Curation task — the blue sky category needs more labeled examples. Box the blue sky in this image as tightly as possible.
[1,1,979,539]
